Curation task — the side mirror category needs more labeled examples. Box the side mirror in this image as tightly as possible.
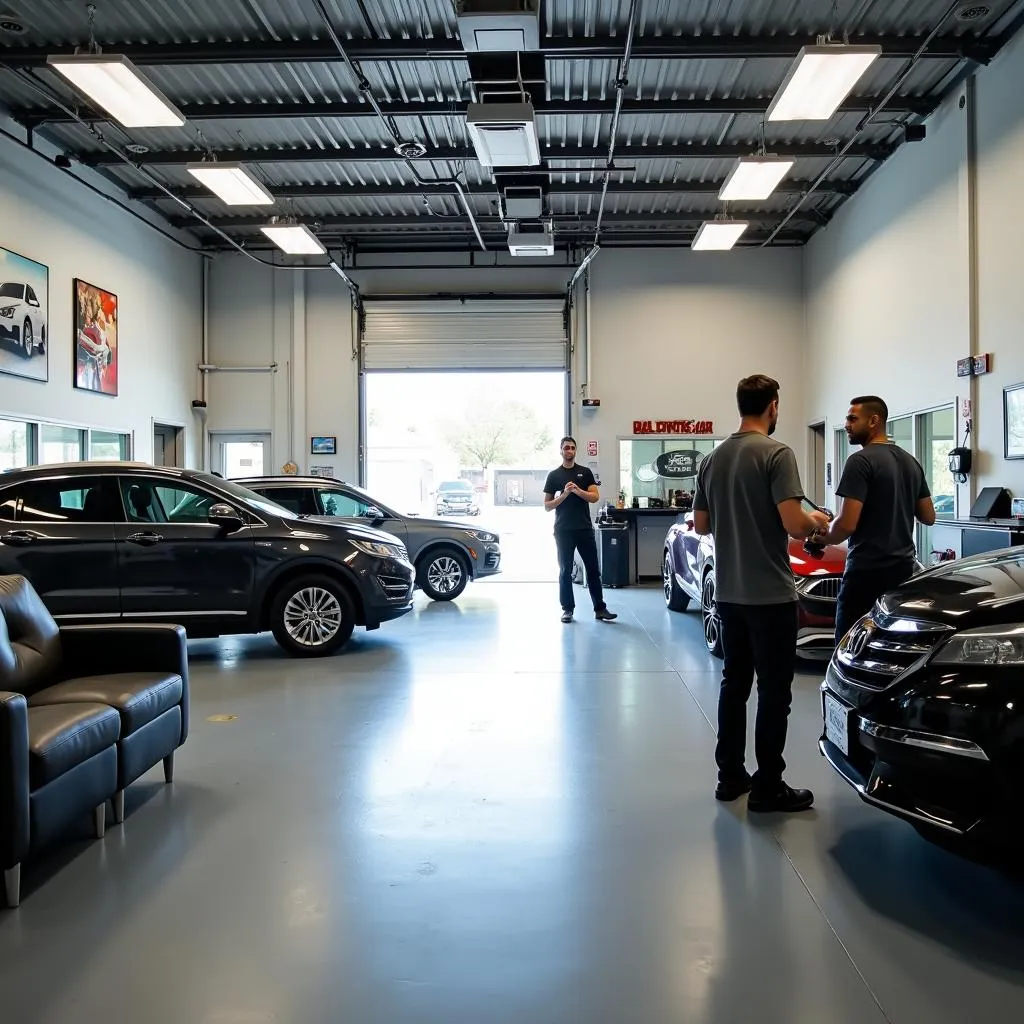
[208,503,243,531]
[363,506,385,521]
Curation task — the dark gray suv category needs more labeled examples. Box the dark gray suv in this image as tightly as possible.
[0,462,415,657]
[238,476,501,602]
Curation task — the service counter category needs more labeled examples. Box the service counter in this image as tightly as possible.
[602,507,688,584]
[930,518,1024,561]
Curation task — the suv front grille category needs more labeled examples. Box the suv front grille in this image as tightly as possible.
[834,612,951,690]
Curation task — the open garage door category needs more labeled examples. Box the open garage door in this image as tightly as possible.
[361,298,568,370]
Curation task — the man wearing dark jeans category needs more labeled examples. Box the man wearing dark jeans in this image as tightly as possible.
[544,436,617,624]
[693,375,828,812]
[815,395,936,643]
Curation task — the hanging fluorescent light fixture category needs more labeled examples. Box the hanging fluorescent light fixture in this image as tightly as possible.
[718,156,795,201]
[692,220,749,251]
[766,44,882,122]
[260,223,326,255]
[187,163,275,206]
[46,53,186,128]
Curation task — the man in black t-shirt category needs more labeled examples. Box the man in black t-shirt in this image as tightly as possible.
[543,436,617,623]
[815,395,936,642]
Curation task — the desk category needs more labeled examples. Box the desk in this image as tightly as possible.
[603,507,687,584]
[930,518,1024,560]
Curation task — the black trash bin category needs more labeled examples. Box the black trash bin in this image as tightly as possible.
[598,520,630,588]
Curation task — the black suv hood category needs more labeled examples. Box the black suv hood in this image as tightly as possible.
[878,547,1024,628]
[290,518,403,545]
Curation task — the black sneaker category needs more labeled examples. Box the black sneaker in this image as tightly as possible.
[715,774,752,802]
[747,783,814,813]
[561,611,573,623]
[595,608,618,621]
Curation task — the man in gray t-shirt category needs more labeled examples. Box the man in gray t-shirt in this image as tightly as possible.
[692,375,828,813]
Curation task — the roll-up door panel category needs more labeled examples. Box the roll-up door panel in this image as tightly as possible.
[361,299,567,370]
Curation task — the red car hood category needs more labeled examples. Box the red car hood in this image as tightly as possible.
[788,538,846,576]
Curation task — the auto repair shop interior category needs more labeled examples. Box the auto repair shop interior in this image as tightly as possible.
[2,1,1024,1022]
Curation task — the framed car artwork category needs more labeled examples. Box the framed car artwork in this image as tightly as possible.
[73,278,118,396]
[0,244,48,382]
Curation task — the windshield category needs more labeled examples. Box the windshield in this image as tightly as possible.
[439,481,473,493]
[191,473,303,520]
[0,283,24,299]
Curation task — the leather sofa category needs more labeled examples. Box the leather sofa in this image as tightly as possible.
[0,575,189,908]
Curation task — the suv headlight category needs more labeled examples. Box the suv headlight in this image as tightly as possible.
[0,305,15,318]
[933,624,1024,666]
[464,530,497,543]
[351,539,408,560]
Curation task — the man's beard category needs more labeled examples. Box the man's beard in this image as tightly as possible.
[767,416,777,436]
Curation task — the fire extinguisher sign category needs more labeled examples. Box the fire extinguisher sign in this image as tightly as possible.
[586,440,599,458]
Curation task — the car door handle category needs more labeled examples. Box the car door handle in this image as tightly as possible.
[126,531,164,546]
[1,530,37,546]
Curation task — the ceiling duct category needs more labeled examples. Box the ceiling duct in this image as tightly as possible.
[508,220,554,256]
[467,102,540,167]
[457,0,540,52]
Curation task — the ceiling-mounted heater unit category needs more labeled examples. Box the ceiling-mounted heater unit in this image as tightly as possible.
[467,102,541,167]
[456,0,541,52]
[508,220,554,256]
[502,184,544,220]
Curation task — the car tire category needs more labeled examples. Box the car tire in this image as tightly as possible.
[417,547,469,601]
[663,550,690,612]
[21,318,33,358]
[701,570,724,658]
[269,574,355,657]
[38,326,45,355]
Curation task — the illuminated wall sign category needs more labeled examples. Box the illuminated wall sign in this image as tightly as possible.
[655,450,701,478]
[633,419,714,435]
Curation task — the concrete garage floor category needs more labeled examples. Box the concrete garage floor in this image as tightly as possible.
[3,584,1024,1023]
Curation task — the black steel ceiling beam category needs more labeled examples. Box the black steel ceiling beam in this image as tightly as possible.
[128,178,856,202]
[84,141,891,167]
[19,94,934,126]
[2,34,992,66]
[169,212,819,231]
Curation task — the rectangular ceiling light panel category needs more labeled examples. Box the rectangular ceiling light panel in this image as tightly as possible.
[718,156,795,201]
[260,224,326,255]
[692,221,750,251]
[766,45,882,121]
[187,163,275,205]
[46,54,186,128]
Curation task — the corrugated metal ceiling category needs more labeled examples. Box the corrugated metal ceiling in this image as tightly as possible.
[0,0,1018,252]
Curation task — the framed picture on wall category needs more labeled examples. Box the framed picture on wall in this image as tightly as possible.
[1005,383,1024,460]
[73,278,118,396]
[0,245,49,383]
[310,435,337,455]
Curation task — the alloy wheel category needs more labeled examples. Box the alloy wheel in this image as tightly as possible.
[702,573,722,654]
[427,555,463,594]
[22,318,32,357]
[662,555,673,603]
[283,586,343,647]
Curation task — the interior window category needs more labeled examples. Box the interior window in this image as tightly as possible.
[315,488,372,517]
[11,477,123,522]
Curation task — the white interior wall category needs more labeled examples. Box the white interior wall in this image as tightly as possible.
[206,249,805,488]
[0,129,202,464]
[806,24,1024,506]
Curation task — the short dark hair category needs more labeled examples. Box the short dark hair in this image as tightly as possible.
[560,435,576,446]
[736,375,780,417]
[850,395,888,424]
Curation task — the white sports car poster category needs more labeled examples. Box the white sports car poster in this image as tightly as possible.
[0,245,48,382]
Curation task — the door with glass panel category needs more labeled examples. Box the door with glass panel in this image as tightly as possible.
[210,433,270,479]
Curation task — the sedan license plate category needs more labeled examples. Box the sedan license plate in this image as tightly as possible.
[823,692,850,756]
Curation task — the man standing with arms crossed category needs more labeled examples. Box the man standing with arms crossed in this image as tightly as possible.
[693,375,829,811]
[814,395,935,643]
[544,436,617,624]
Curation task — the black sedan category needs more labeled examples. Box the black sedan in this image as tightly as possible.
[820,545,1024,849]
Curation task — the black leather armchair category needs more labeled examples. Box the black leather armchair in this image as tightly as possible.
[0,575,189,908]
